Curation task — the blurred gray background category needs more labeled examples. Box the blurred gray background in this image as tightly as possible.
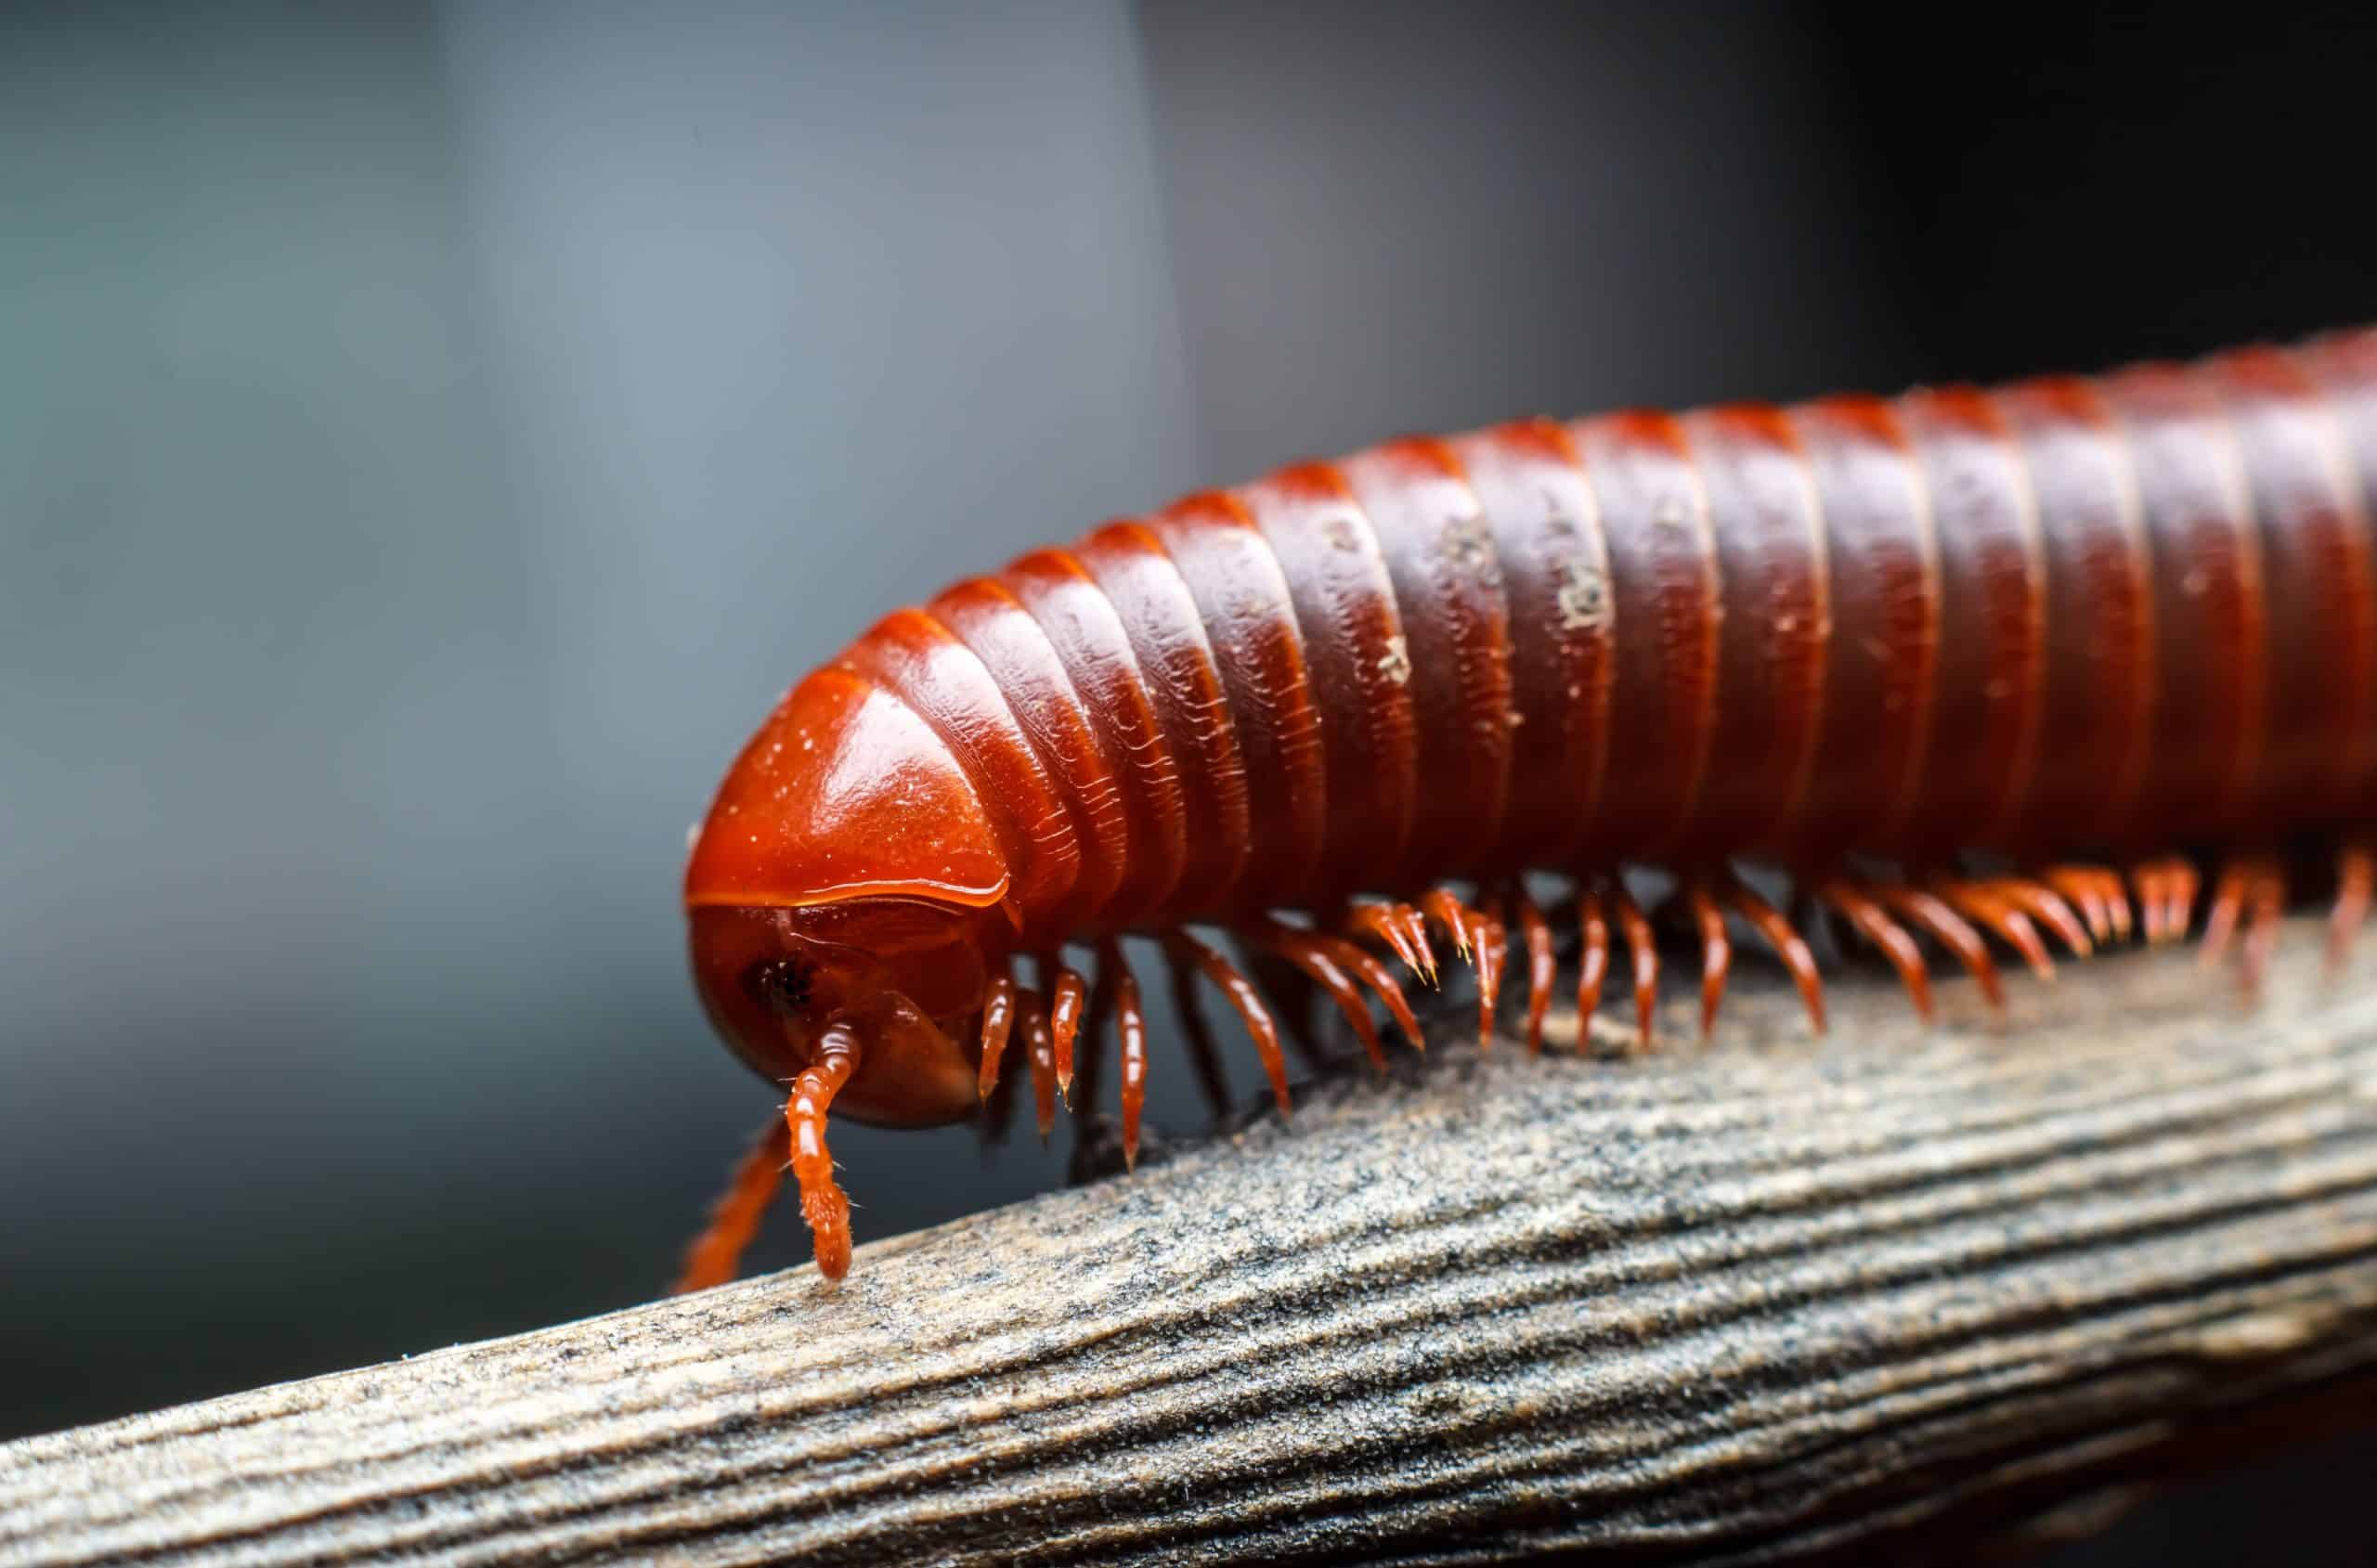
[5,2,2373,1560]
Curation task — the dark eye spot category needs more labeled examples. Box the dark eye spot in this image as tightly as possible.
[751,959,813,1016]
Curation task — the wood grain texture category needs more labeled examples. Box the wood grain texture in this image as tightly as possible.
[11,926,2377,1566]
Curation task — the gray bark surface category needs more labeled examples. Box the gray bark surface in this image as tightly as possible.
[7,926,2377,1565]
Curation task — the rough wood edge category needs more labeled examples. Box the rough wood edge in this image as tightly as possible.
[8,925,2377,1565]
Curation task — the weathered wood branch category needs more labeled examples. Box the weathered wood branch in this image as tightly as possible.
[11,927,2377,1566]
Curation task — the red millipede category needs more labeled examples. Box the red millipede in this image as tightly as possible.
[671,328,2377,1291]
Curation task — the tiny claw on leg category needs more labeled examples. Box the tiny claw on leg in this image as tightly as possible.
[1347,901,1437,986]
[786,1020,861,1283]
[1816,878,1932,1023]
[2331,842,2373,974]
[1420,886,1499,1049]
[1420,888,1479,965]
[672,1112,791,1294]
[1402,905,1437,983]
[1166,930,1292,1117]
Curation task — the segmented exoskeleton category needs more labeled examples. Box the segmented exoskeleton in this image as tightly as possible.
[674,329,2377,1289]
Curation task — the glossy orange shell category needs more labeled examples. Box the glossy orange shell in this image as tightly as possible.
[688,330,2377,949]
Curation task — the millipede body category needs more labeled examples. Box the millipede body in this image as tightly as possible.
[674,329,2377,1290]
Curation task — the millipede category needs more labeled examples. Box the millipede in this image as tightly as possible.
[671,328,2377,1292]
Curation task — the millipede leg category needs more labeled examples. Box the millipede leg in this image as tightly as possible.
[2102,871,2137,942]
[1037,955,1086,1101]
[1608,879,1659,1047]
[1096,938,1150,1170]
[2166,860,2202,940]
[1346,901,1438,985]
[2200,859,2254,965]
[1718,871,1826,1035]
[1873,883,2006,1014]
[1419,888,1477,963]
[785,1019,861,1282]
[1929,877,2057,981]
[1421,887,1503,1049]
[1293,923,1425,1051]
[2043,864,2128,946]
[2134,862,2168,944]
[1324,933,1426,1052]
[1165,930,1292,1117]
[1239,940,1328,1069]
[1016,986,1059,1141]
[1991,878,2094,958]
[2043,869,2110,945]
[2331,842,2373,973]
[2202,854,2285,993]
[1239,917,1389,1070]
[2132,856,2199,943]
[1474,899,1510,1050]
[978,1026,1020,1151]
[1814,879,1934,1023]
[1165,943,1236,1122]
[1503,884,1557,1054]
[671,1111,792,1294]
[2242,862,2285,995]
[1404,903,1439,983]
[975,972,1018,1102]
[1677,878,1732,1039]
[1577,884,1610,1029]
[1073,966,1110,1126]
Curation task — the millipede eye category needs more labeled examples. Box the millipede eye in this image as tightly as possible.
[752,959,814,1016]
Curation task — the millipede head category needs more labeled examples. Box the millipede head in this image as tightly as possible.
[683,667,1020,1129]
